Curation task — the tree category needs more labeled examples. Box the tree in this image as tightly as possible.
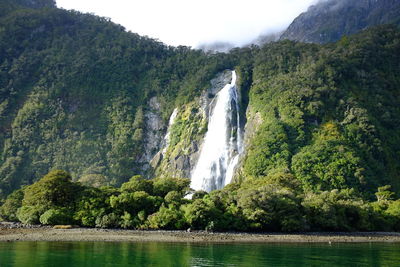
[0,188,24,221]
[237,184,303,231]
[23,170,81,209]
[147,204,186,230]
[74,186,117,227]
[120,175,153,194]
[375,185,395,202]
[16,205,45,224]
[153,177,190,198]
[183,197,223,230]
[39,208,73,225]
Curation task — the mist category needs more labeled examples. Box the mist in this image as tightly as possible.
[56,0,318,48]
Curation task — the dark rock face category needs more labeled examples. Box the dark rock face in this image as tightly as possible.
[280,0,400,44]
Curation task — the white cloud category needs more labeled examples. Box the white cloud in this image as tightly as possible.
[56,0,316,47]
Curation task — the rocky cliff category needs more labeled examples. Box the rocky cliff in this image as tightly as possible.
[280,0,400,43]
[151,71,234,179]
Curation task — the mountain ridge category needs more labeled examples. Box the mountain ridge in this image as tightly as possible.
[280,0,400,43]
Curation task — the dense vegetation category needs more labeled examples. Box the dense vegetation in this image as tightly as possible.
[1,170,399,231]
[0,1,400,231]
[242,25,400,199]
[0,2,232,197]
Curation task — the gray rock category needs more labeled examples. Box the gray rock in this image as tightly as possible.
[174,156,190,170]
[150,151,163,168]
[208,70,232,96]
[139,97,165,171]
[280,0,400,44]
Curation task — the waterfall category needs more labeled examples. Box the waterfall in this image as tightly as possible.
[190,70,243,192]
[162,108,178,155]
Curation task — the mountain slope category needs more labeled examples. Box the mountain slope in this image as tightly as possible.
[0,2,399,199]
[280,0,400,43]
[0,5,232,197]
[0,0,55,16]
[243,26,400,196]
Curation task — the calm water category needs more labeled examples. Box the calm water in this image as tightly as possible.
[0,241,399,267]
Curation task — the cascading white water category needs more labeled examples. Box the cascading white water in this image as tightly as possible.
[162,108,178,155]
[190,70,243,192]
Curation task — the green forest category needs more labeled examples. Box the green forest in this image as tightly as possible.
[1,170,399,231]
[0,0,400,231]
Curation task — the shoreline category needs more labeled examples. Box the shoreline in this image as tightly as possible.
[1,227,400,243]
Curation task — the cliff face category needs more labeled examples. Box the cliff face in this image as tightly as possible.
[280,0,400,43]
[151,71,233,180]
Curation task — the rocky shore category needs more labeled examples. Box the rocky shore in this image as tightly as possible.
[1,223,400,243]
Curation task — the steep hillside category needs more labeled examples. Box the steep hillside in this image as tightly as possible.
[243,26,400,196]
[0,0,55,16]
[145,25,400,198]
[0,5,232,197]
[0,1,399,201]
[281,0,400,43]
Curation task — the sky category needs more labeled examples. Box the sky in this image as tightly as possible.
[56,0,317,48]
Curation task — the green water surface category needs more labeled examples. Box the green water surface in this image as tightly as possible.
[0,241,399,266]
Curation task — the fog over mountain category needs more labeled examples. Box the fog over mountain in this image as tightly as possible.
[280,0,400,43]
[55,0,316,48]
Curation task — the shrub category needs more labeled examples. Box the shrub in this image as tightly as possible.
[16,205,45,224]
[95,213,120,228]
[147,204,186,230]
[191,190,208,200]
[153,177,190,198]
[0,189,24,221]
[183,198,223,230]
[120,175,153,194]
[39,208,73,225]
[164,191,183,205]
[120,211,136,229]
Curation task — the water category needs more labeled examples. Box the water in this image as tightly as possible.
[0,242,399,266]
[162,107,179,155]
[191,70,243,192]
